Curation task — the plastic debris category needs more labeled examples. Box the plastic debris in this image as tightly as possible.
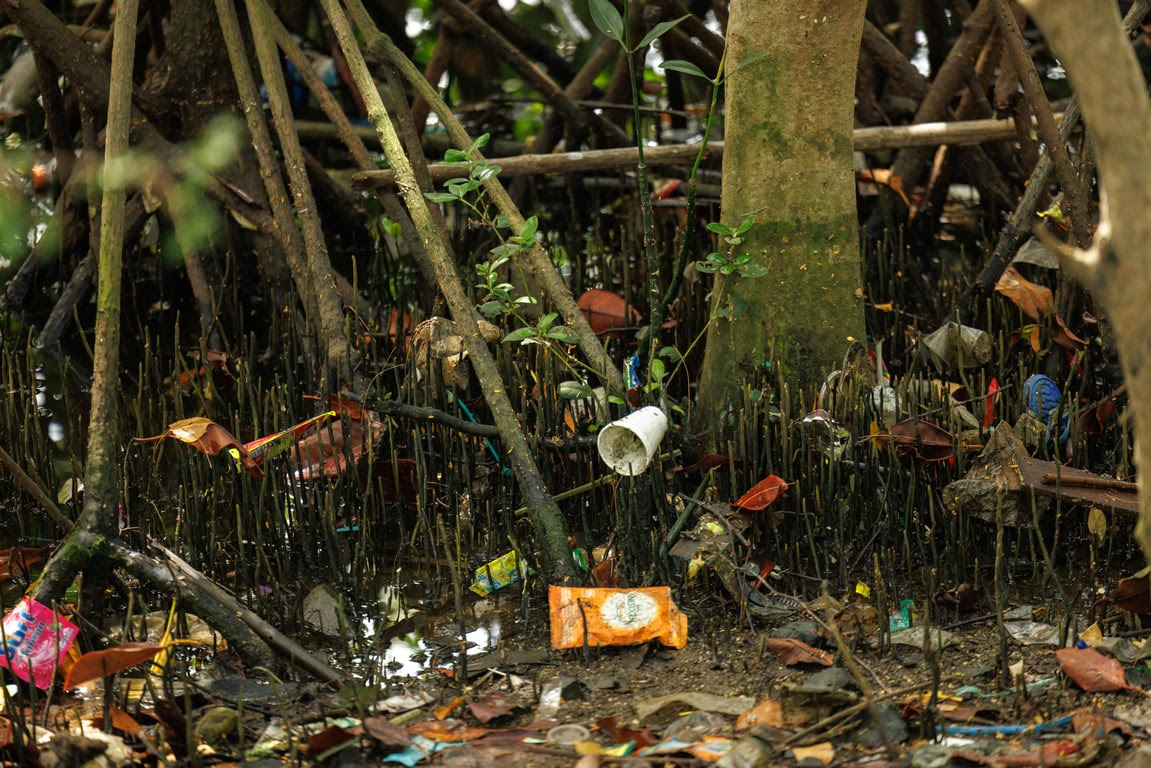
[1022,373,1070,442]
[470,550,529,596]
[921,322,992,370]
[550,586,687,649]
[0,598,79,689]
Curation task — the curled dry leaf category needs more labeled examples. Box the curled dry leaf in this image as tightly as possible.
[578,289,642,337]
[764,637,834,667]
[995,264,1054,319]
[733,474,788,511]
[134,417,262,477]
[1095,566,1151,615]
[64,642,166,689]
[872,418,958,462]
[1055,646,1140,693]
[467,691,522,724]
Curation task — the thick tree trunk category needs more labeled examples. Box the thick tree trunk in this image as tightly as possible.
[696,0,867,428]
[1020,0,1151,562]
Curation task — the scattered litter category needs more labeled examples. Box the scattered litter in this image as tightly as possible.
[921,322,991,370]
[888,626,958,650]
[1004,620,1062,647]
[470,550,530,596]
[0,597,79,689]
[303,584,348,636]
[549,586,687,649]
[634,691,756,721]
[546,723,591,745]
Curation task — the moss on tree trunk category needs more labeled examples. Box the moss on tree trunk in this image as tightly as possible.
[697,0,866,430]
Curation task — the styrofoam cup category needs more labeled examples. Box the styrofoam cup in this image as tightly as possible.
[597,406,668,476]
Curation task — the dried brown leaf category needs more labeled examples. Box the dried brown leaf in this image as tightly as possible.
[764,637,834,667]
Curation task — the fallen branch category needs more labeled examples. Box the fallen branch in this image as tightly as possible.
[147,540,345,687]
[351,116,1063,189]
[0,443,74,534]
[1040,473,1138,492]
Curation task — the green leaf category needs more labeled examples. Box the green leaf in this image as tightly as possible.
[705,221,733,235]
[725,50,768,80]
[425,192,457,204]
[474,164,501,182]
[734,215,755,235]
[658,346,681,362]
[443,148,470,163]
[519,215,539,242]
[537,311,559,332]
[447,179,478,197]
[588,0,624,43]
[479,300,505,318]
[637,15,690,50]
[502,327,537,343]
[660,59,708,80]
[649,357,666,383]
[377,216,402,238]
[694,260,719,274]
[559,380,595,400]
[468,133,491,153]
[545,326,582,344]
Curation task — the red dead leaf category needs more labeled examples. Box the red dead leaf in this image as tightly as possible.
[305,725,356,756]
[1097,567,1151,614]
[1055,646,1138,693]
[362,717,412,751]
[765,637,834,667]
[0,546,49,581]
[577,289,641,337]
[589,555,620,588]
[733,474,788,511]
[873,419,958,462]
[134,417,262,477]
[679,454,736,474]
[995,265,1054,319]
[597,716,658,748]
[64,642,165,689]
[985,377,1000,428]
[933,582,983,612]
[1079,400,1117,438]
[1052,314,1087,350]
[467,691,522,724]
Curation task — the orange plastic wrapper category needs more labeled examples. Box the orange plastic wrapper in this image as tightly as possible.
[549,586,688,649]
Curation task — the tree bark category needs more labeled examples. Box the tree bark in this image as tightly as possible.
[696,0,867,426]
[1020,0,1151,563]
[30,0,139,605]
[322,0,578,581]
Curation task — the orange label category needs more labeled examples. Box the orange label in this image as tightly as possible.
[549,586,687,649]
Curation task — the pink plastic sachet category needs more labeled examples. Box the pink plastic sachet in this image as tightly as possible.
[0,598,79,689]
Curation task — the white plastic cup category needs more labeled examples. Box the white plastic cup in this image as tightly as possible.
[597,406,668,476]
